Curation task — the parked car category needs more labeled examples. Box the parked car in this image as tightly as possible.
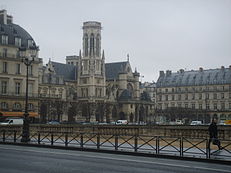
[190,121,202,125]
[47,121,60,125]
[116,120,128,125]
[0,118,24,125]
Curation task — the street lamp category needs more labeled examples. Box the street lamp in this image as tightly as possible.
[19,47,36,142]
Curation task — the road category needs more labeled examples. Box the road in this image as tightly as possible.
[0,144,230,173]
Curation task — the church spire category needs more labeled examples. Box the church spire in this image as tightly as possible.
[102,49,105,60]
[127,53,129,62]
[79,49,82,58]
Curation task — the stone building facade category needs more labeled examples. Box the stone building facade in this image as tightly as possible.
[156,67,231,124]
[0,10,40,121]
[39,21,154,123]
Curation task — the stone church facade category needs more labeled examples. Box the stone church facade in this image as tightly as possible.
[39,21,154,123]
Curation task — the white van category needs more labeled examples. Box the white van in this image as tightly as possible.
[0,118,24,125]
[116,120,128,125]
[190,121,202,125]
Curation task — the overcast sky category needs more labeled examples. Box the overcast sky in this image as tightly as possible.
[1,0,231,82]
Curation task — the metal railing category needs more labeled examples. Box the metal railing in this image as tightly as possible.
[0,129,230,161]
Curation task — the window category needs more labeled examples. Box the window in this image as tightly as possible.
[15,82,21,95]
[206,93,209,99]
[1,35,8,44]
[28,103,34,111]
[3,62,7,73]
[13,103,21,111]
[199,104,202,109]
[221,102,225,110]
[214,103,217,110]
[185,94,188,100]
[214,93,217,99]
[28,83,33,96]
[192,94,195,100]
[199,93,202,100]
[1,102,8,110]
[178,94,181,100]
[28,65,33,75]
[192,103,195,109]
[90,33,94,56]
[229,103,231,109]
[221,93,224,99]
[178,103,182,108]
[171,95,175,100]
[185,103,188,108]
[206,104,210,110]
[27,39,34,48]
[172,88,174,92]
[15,37,21,47]
[16,63,21,74]
[84,34,88,56]
[1,81,7,94]
[165,95,168,101]
[3,48,7,57]
[165,88,168,93]
[230,93,231,99]
[96,34,100,56]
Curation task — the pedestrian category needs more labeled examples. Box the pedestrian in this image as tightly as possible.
[208,118,222,150]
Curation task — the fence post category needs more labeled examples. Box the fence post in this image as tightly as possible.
[65,133,68,147]
[206,139,210,159]
[38,132,40,144]
[3,130,5,142]
[80,133,84,149]
[134,135,138,152]
[180,137,183,157]
[115,135,118,151]
[97,133,100,150]
[51,132,54,146]
[156,136,159,154]
[14,130,17,143]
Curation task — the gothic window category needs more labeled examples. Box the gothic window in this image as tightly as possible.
[90,33,94,56]
[84,34,88,56]
[96,34,100,56]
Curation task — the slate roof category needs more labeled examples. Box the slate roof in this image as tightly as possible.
[105,61,128,80]
[0,23,37,48]
[156,67,231,87]
[51,61,77,81]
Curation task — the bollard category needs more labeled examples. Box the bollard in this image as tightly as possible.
[51,132,54,146]
[80,133,84,149]
[3,130,5,142]
[180,137,183,157]
[156,136,159,154]
[38,132,40,144]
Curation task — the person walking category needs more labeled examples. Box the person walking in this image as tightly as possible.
[208,118,222,150]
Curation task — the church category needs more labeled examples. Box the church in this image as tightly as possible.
[39,21,154,123]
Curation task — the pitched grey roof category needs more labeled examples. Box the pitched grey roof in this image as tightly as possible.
[51,61,77,81]
[105,61,128,80]
[0,23,36,48]
[156,67,231,87]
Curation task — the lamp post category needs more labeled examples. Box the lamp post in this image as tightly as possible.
[19,47,36,143]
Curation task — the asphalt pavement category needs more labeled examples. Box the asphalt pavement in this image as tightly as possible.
[0,144,231,173]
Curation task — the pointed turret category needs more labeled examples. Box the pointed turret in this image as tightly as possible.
[79,49,82,59]
[102,50,105,60]
[127,53,129,62]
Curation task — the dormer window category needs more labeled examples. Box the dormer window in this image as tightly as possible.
[27,39,34,48]
[15,37,21,47]
[1,35,8,44]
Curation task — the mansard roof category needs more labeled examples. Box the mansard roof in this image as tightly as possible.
[51,61,77,81]
[105,61,128,80]
[156,67,231,88]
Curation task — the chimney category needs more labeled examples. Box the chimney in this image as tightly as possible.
[0,10,7,24]
[179,69,184,73]
[166,70,172,76]
[0,10,13,24]
[221,66,225,70]
[7,15,13,24]
[199,67,203,72]
[159,71,165,77]
[229,65,231,70]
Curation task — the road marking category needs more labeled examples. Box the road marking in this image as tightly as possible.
[0,145,231,173]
